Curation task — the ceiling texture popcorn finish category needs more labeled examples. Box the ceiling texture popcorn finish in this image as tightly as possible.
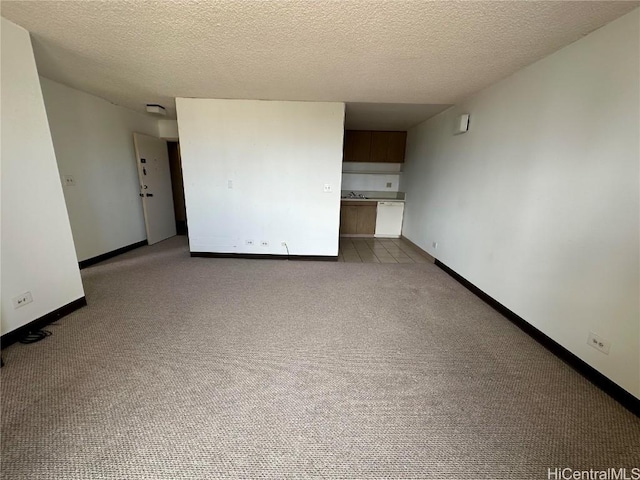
[1,1,637,119]
[345,103,452,131]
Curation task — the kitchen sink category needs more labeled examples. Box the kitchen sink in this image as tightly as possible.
[341,194,368,199]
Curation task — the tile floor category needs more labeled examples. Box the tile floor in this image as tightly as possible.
[338,237,434,263]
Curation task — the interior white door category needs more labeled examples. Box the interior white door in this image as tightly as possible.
[133,133,176,245]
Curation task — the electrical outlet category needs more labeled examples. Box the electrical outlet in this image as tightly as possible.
[281,242,287,247]
[245,240,254,246]
[260,241,269,247]
[323,184,332,193]
[386,182,392,188]
[432,242,438,249]
[228,180,233,189]
[12,291,33,309]
[63,175,75,187]
[587,332,611,354]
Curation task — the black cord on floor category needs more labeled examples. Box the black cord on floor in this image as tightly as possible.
[19,329,52,344]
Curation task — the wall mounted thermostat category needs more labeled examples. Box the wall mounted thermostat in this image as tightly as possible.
[455,114,470,135]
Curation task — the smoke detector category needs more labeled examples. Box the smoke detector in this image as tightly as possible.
[146,104,166,116]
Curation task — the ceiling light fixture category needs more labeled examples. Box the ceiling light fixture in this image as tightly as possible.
[146,104,166,116]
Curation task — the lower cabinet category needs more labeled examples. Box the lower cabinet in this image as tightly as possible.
[340,206,359,234]
[340,202,377,235]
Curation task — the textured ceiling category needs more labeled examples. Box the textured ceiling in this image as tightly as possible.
[1,1,638,122]
[345,103,450,131]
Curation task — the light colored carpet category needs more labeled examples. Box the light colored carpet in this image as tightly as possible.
[1,236,638,479]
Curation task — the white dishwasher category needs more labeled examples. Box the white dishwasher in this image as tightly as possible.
[375,201,405,238]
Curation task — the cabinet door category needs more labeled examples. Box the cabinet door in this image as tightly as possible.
[356,205,377,234]
[340,206,359,234]
[343,131,372,162]
[369,131,389,163]
[386,131,407,163]
[369,131,407,163]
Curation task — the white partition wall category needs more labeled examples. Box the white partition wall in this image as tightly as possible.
[1,18,85,335]
[176,99,345,257]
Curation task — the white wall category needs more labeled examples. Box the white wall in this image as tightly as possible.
[401,10,640,398]
[40,78,159,262]
[176,98,344,256]
[158,119,179,140]
[341,162,402,192]
[1,18,84,335]
[341,174,400,192]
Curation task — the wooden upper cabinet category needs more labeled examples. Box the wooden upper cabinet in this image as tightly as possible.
[343,130,406,163]
[369,132,389,163]
[343,130,372,163]
[386,131,407,163]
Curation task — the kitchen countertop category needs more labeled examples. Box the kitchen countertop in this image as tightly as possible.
[341,191,405,202]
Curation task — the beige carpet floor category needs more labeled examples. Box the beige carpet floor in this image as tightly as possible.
[1,236,638,479]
